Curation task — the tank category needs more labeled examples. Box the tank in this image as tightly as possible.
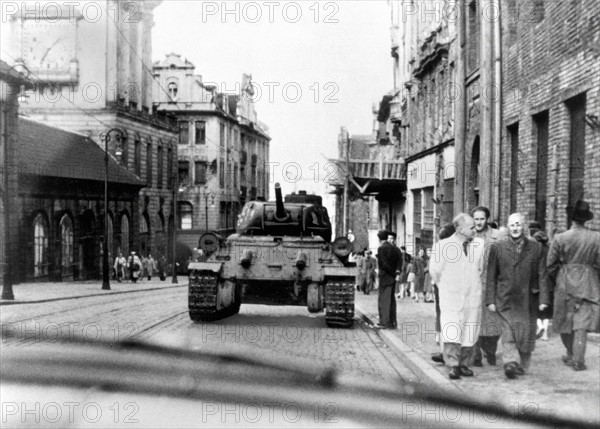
[188,183,357,328]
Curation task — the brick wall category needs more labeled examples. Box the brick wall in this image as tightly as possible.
[500,0,600,232]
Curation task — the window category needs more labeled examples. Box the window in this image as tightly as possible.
[413,190,422,238]
[566,93,587,219]
[60,215,73,276]
[120,135,128,167]
[167,148,173,188]
[140,213,150,256]
[467,0,481,73]
[195,161,207,185]
[33,214,49,277]
[157,145,163,189]
[219,123,225,149]
[134,136,141,176]
[146,143,152,186]
[195,121,206,145]
[422,187,434,250]
[179,202,193,230]
[219,157,225,188]
[121,215,129,255]
[442,178,455,226]
[168,82,178,100]
[178,161,189,185]
[534,111,549,228]
[179,121,189,145]
[507,124,519,213]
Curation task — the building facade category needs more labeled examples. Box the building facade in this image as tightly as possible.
[380,0,599,257]
[153,54,271,254]
[4,0,179,270]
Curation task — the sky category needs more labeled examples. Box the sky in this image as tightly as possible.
[152,0,393,195]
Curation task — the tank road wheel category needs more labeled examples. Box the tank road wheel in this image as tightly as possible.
[189,271,239,321]
[324,277,355,328]
[307,283,324,313]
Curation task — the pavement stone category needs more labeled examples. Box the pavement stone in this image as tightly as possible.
[354,290,600,424]
[0,277,186,306]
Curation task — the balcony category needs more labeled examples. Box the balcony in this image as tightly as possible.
[329,158,406,197]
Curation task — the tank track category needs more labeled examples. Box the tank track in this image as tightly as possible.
[188,270,241,322]
[325,278,355,328]
[188,270,219,321]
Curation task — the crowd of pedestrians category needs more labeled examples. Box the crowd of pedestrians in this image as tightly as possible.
[373,199,599,380]
[113,251,168,283]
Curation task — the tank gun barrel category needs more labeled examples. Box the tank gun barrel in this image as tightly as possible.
[274,182,286,220]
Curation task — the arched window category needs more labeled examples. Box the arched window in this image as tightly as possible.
[60,215,73,276]
[33,214,49,277]
[121,214,130,255]
[179,202,193,230]
[140,213,150,255]
[168,82,178,100]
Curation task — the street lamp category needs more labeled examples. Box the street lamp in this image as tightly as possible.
[171,174,179,284]
[101,129,123,290]
[204,191,216,231]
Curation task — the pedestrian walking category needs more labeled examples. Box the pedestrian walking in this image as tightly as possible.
[472,206,504,367]
[355,251,365,292]
[429,213,485,380]
[157,254,167,281]
[411,248,426,303]
[146,254,156,281]
[376,230,402,329]
[547,200,600,371]
[128,251,142,283]
[113,252,126,283]
[397,246,412,299]
[363,250,377,295]
[430,224,455,365]
[486,213,550,379]
[531,229,553,341]
[140,255,148,281]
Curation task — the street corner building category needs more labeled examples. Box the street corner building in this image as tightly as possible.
[1,1,182,283]
[152,53,271,258]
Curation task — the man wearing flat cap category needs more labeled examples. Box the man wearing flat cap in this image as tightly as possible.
[376,230,402,328]
[547,200,600,371]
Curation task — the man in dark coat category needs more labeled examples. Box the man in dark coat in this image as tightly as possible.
[486,213,550,379]
[547,200,600,371]
[376,230,402,329]
[472,206,503,366]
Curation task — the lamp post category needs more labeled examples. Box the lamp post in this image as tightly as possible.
[171,173,178,284]
[101,129,123,290]
[204,191,216,231]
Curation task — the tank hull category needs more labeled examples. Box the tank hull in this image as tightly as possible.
[188,235,356,328]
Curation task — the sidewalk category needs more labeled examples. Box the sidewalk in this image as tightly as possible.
[354,291,600,424]
[0,278,186,306]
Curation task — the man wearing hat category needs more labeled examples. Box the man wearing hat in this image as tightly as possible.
[376,230,402,328]
[547,200,600,371]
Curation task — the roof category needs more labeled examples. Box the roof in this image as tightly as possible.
[0,60,34,87]
[16,118,145,187]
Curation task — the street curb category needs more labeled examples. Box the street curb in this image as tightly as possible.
[0,284,187,306]
[354,303,463,394]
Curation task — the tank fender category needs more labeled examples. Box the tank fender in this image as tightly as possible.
[322,266,357,277]
[187,262,223,273]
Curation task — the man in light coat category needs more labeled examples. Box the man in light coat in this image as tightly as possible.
[547,201,600,371]
[429,213,485,380]
[472,206,503,366]
[486,213,550,379]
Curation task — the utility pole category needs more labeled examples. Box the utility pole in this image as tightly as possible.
[341,127,350,235]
